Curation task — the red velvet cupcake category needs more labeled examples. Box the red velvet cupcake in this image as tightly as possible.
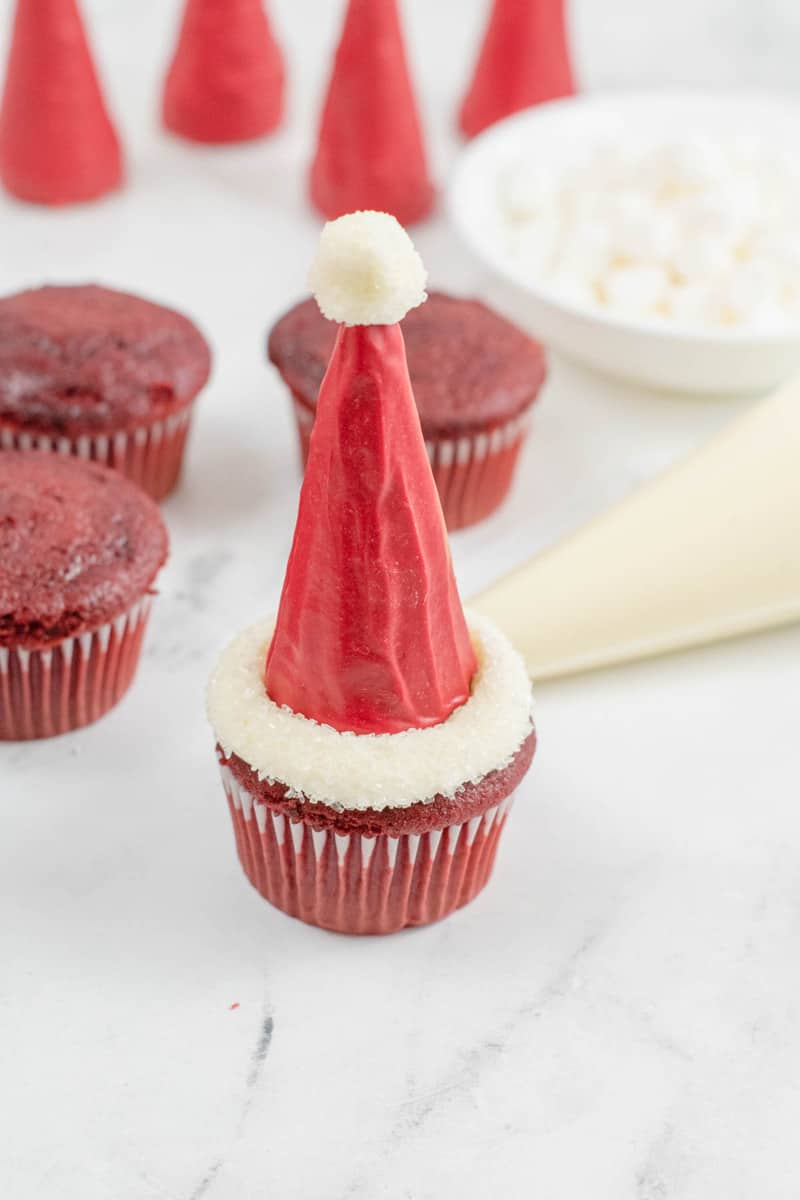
[209,213,535,934]
[0,451,168,740]
[268,291,546,530]
[0,285,211,500]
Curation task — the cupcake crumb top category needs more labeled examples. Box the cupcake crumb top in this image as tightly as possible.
[0,451,168,647]
[268,291,546,436]
[0,284,211,436]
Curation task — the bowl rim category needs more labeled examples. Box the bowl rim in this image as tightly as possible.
[447,88,800,349]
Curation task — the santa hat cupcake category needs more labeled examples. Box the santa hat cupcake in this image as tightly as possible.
[208,212,536,934]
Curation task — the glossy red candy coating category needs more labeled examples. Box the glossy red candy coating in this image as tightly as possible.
[265,324,476,735]
[310,0,434,226]
[163,0,285,144]
[0,0,122,205]
[459,0,575,138]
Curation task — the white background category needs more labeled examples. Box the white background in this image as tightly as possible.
[1,2,799,1198]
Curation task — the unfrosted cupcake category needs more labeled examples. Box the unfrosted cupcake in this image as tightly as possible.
[0,451,168,739]
[268,290,546,529]
[0,285,211,500]
[209,213,536,934]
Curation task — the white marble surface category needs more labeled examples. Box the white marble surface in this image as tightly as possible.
[1,2,800,1197]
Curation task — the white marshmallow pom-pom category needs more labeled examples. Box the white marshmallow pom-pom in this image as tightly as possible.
[309,211,428,326]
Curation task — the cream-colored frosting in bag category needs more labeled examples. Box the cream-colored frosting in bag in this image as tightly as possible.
[473,376,800,679]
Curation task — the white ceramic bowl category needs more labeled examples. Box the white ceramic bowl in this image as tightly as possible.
[448,91,800,395]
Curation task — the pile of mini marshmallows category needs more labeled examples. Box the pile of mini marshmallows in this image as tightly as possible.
[499,135,800,331]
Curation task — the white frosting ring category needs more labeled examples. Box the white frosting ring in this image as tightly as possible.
[207,611,534,812]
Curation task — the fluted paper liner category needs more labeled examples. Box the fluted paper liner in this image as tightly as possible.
[0,409,193,501]
[219,762,516,934]
[0,596,153,740]
[473,377,800,678]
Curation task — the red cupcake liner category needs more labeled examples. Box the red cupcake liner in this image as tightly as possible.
[0,596,153,740]
[219,762,516,934]
[291,393,530,531]
[0,408,193,502]
[427,415,530,531]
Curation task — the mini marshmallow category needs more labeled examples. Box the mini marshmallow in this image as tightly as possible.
[510,213,560,275]
[602,264,670,316]
[648,136,731,195]
[667,281,714,327]
[678,187,756,244]
[611,205,677,264]
[503,164,558,220]
[556,218,611,277]
[499,133,800,332]
[672,234,731,282]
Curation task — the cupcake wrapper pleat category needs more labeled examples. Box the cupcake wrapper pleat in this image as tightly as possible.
[427,417,529,531]
[291,393,529,531]
[219,763,515,935]
[0,409,193,502]
[0,596,153,740]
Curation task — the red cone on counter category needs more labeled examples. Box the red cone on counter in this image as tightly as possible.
[459,0,575,138]
[265,213,475,735]
[310,0,434,226]
[0,0,123,205]
[162,0,284,143]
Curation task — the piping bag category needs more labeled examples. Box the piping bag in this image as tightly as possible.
[472,375,800,680]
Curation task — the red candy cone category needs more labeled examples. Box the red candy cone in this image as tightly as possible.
[0,0,123,205]
[310,0,434,226]
[265,321,476,735]
[459,0,576,138]
[162,0,284,144]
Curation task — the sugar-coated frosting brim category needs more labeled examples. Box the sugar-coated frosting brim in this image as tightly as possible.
[207,612,533,812]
